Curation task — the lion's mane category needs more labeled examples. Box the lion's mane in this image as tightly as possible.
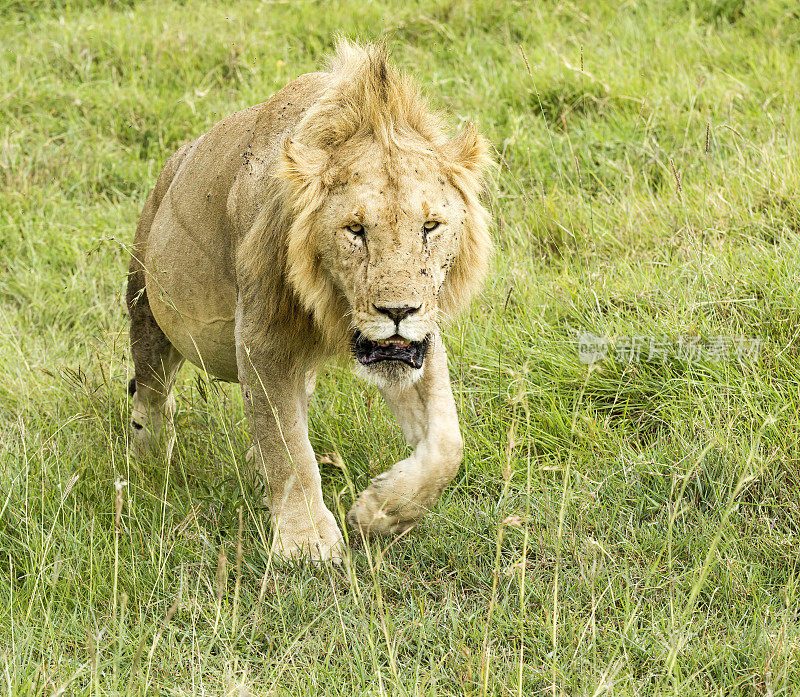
[236,40,492,365]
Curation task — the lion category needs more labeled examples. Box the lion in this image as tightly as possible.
[126,40,492,562]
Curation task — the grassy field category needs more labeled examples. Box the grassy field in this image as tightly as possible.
[2,0,800,694]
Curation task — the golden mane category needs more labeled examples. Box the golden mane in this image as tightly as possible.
[237,40,493,365]
[292,39,446,153]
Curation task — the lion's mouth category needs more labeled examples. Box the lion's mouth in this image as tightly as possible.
[353,331,429,369]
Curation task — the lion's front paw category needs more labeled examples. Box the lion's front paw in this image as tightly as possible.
[272,509,345,563]
[347,470,429,537]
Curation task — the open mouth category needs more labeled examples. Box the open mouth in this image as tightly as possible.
[353,331,430,369]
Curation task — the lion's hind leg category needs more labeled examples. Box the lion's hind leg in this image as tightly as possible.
[127,260,184,461]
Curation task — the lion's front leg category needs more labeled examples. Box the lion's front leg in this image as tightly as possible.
[348,334,463,536]
[236,337,343,562]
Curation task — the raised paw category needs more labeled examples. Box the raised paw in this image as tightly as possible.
[347,469,429,537]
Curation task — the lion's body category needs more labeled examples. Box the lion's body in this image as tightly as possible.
[132,73,329,381]
[127,42,492,561]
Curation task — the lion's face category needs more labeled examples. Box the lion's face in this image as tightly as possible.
[276,52,492,385]
[280,129,491,387]
[308,147,464,384]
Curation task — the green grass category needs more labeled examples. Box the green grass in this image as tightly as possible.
[2,0,800,694]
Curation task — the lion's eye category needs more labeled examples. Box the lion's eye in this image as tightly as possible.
[423,220,441,232]
[346,223,365,237]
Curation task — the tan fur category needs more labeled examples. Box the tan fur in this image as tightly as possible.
[128,41,493,561]
[238,39,493,360]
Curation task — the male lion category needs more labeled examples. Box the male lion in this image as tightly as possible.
[126,41,492,561]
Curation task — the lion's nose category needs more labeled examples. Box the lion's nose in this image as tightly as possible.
[373,304,420,324]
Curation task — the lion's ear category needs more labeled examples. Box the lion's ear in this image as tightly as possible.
[276,139,330,189]
[444,123,493,177]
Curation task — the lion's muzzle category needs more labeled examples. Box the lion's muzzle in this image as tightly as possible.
[352,331,430,369]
